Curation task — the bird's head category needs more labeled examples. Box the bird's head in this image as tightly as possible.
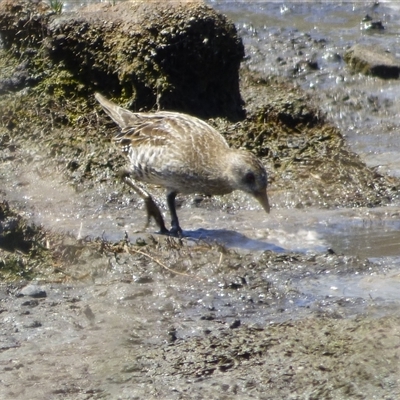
[228,150,270,213]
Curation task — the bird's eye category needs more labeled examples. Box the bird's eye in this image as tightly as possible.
[244,172,255,184]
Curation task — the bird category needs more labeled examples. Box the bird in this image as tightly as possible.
[95,93,270,236]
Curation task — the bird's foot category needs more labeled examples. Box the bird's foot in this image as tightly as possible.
[122,176,184,237]
[156,226,170,235]
[154,224,182,237]
[168,225,183,238]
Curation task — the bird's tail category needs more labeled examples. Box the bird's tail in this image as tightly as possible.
[95,93,137,130]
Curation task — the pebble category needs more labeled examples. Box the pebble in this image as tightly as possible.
[19,284,47,298]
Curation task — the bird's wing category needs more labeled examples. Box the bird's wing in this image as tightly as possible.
[95,92,229,155]
[95,93,171,151]
[95,92,139,130]
[115,117,172,153]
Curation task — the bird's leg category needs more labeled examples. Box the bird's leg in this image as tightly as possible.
[122,175,169,235]
[166,191,183,237]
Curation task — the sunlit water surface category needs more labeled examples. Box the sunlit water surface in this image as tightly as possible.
[211,0,400,178]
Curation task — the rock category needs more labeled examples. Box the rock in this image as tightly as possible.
[0,0,245,119]
[167,326,178,342]
[0,201,39,253]
[83,305,95,322]
[24,320,42,328]
[0,0,53,51]
[229,319,241,329]
[21,300,39,307]
[344,44,400,79]
[19,284,47,298]
[361,14,384,31]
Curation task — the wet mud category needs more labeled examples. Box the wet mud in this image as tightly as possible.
[1,234,400,399]
[1,1,400,399]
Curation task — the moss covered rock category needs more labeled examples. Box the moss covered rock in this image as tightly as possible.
[0,0,244,119]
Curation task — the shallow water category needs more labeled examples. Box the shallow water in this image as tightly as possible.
[298,264,400,303]
[4,158,400,311]
[211,1,400,178]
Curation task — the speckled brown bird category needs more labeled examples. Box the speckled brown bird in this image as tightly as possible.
[95,93,270,236]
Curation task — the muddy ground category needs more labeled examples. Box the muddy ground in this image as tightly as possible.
[1,1,400,399]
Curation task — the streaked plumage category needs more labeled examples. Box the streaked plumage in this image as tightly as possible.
[95,92,270,236]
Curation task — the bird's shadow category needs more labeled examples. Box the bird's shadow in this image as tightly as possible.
[182,228,285,252]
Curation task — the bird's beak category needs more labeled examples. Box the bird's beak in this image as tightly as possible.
[254,190,270,214]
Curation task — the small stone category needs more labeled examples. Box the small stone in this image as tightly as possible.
[24,320,42,328]
[19,284,47,298]
[167,326,178,342]
[21,300,39,307]
[229,319,241,329]
[200,313,216,321]
[83,305,95,322]
[344,44,400,79]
